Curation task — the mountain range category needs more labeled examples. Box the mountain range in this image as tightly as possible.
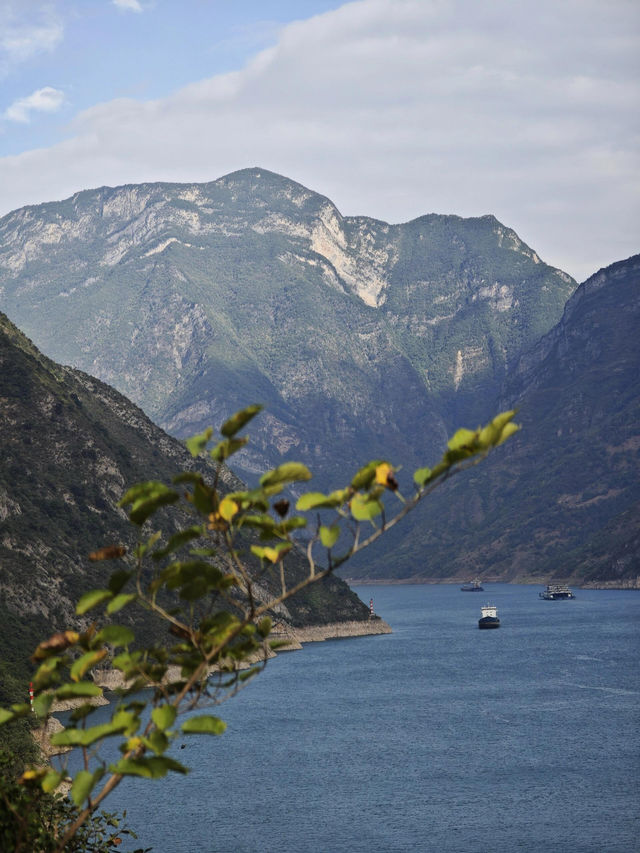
[0,168,574,482]
[0,168,637,587]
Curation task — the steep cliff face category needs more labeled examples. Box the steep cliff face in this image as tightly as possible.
[349,255,640,586]
[0,312,372,691]
[0,168,574,500]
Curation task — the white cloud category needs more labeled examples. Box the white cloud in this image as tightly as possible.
[0,0,638,281]
[3,86,65,122]
[0,2,63,70]
[112,0,144,12]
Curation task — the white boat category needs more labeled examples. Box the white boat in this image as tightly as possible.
[478,603,500,629]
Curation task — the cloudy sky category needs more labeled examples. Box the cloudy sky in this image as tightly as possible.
[1,0,638,281]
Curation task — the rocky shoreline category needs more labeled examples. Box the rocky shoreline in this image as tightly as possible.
[278,617,392,646]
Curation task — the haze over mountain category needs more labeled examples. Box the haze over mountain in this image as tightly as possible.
[0,167,574,491]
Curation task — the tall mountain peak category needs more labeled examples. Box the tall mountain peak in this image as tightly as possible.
[0,169,577,573]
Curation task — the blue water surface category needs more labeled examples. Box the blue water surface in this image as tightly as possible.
[57,585,640,852]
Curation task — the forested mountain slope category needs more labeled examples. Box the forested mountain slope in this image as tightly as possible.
[0,312,371,698]
[348,255,640,586]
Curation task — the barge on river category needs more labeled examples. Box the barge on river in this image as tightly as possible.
[539,584,575,600]
[461,578,484,592]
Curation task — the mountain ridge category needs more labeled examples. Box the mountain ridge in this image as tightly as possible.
[348,253,640,585]
[0,168,575,515]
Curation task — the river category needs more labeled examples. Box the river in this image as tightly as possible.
[56,584,640,852]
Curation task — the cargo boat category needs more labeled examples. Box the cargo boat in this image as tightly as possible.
[461,578,484,592]
[478,604,500,629]
[539,584,575,600]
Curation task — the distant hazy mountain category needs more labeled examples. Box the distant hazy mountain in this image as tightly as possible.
[0,168,574,501]
[350,255,640,586]
[0,312,371,692]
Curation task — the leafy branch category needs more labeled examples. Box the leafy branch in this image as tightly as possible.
[0,405,519,851]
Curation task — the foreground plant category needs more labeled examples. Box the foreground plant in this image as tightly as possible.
[0,405,518,851]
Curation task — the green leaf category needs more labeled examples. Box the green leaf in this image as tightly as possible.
[191,481,215,515]
[238,667,259,683]
[250,543,292,563]
[111,756,188,778]
[9,703,31,721]
[319,524,340,548]
[185,427,213,457]
[32,692,54,719]
[144,730,169,755]
[491,410,517,432]
[119,481,164,507]
[351,461,384,491]
[295,491,326,511]
[477,421,501,448]
[106,593,137,615]
[497,420,520,445]
[76,589,113,615]
[129,490,179,526]
[111,650,142,676]
[55,681,102,700]
[70,649,108,682]
[260,462,312,489]
[51,711,139,747]
[69,703,99,723]
[296,489,350,510]
[152,526,204,560]
[350,493,382,522]
[240,514,277,532]
[71,768,105,807]
[50,719,126,747]
[220,404,262,437]
[182,715,227,735]
[151,704,177,732]
[256,616,272,638]
[275,516,307,533]
[111,709,140,735]
[210,436,248,462]
[95,625,135,647]
[447,428,478,451]
[413,466,432,487]
[41,770,63,794]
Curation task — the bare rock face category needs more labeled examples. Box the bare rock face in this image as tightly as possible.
[0,168,574,507]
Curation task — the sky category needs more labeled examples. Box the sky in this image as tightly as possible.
[0,0,638,282]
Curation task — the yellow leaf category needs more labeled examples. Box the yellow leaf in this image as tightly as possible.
[375,463,393,486]
[219,497,239,521]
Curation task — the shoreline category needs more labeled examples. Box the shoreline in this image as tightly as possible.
[346,578,640,590]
